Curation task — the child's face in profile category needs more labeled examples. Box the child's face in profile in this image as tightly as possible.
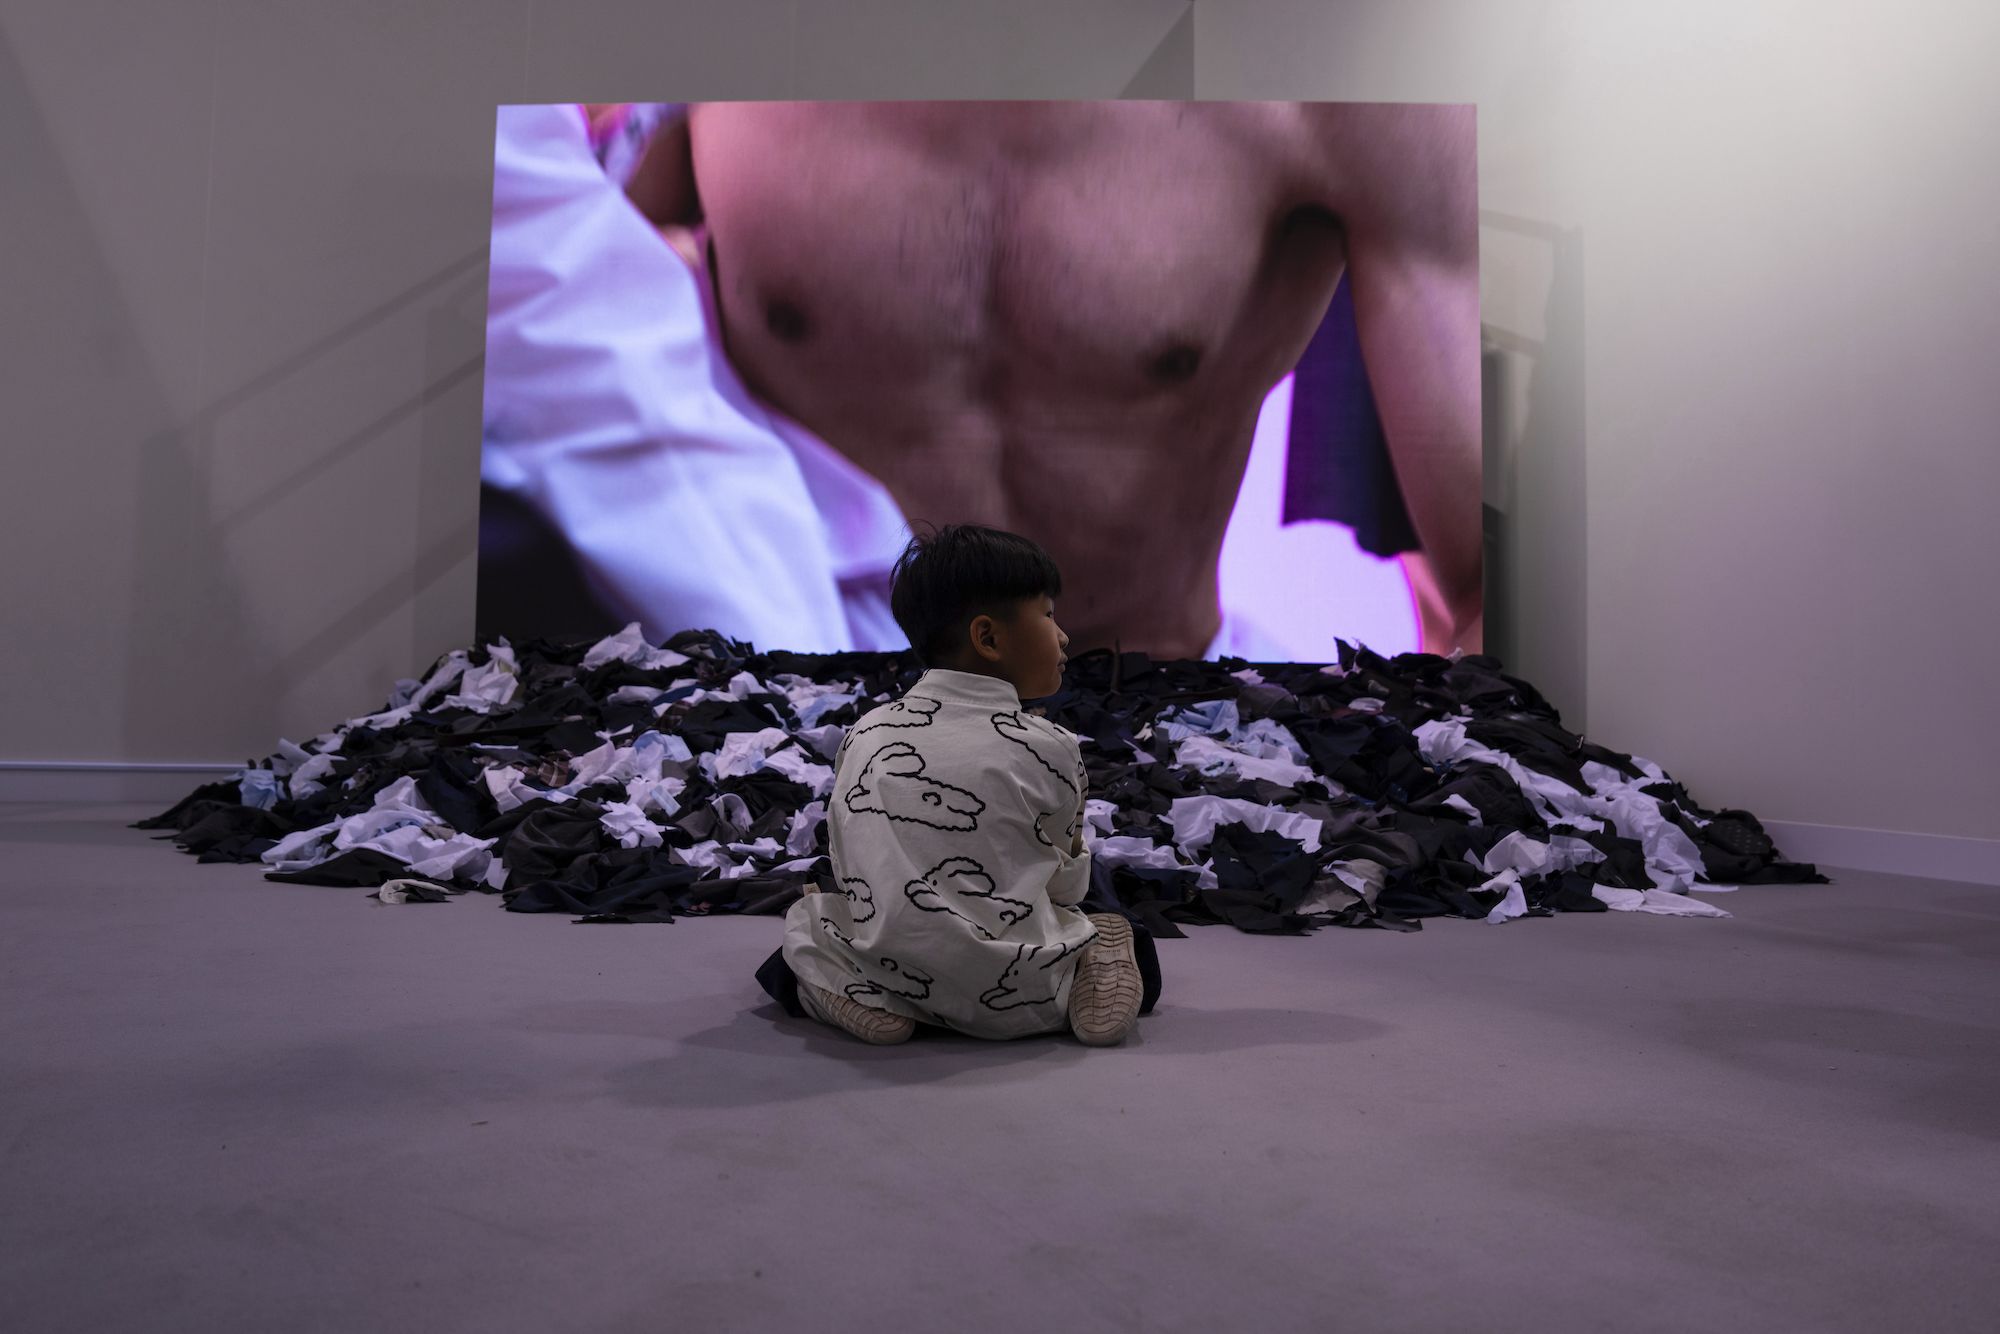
[1012,595,1071,699]
[982,594,1069,700]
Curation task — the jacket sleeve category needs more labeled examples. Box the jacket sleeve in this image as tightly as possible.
[1068,739,1088,857]
[1047,732,1092,907]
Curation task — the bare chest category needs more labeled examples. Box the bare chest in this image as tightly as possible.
[689,102,1346,412]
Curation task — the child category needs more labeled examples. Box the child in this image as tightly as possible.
[774,524,1148,1046]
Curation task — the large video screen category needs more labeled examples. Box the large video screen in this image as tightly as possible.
[477,100,1481,664]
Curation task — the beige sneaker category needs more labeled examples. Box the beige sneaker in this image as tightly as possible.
[798,983,917,1045]
[1068,914,1143,1046]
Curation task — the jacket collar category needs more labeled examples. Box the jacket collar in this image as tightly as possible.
[906,668,1023,710]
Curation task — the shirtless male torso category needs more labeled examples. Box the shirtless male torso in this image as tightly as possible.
[630,100,1482,660]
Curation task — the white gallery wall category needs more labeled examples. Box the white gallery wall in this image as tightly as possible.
[2,1,1994,873]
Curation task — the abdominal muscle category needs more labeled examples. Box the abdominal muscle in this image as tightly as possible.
[685,101,1350,660]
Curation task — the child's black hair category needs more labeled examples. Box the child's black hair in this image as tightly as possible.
[889,524,1063,667]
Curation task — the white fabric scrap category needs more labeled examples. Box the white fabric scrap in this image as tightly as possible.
[350,704,416,731]
[375,878,457,905]
[712,728,790,780]
[677,670,768,707]
[1593,886,1731,918]
[716,838,785,877]
[443,643,520,712]
[785,801,827,857]
[260,822,337,871]
[406,650,473,711]
[1479,830,1603,880]
[261,776,492,879]
[483,765,573,814]
[622,774,684,818]
[1091,836,1190,873]
[566,742,623,787]
[1167,796,1324,857]
[676,840,732,871]
[1301,857,1389,914]
[759,745,833,797]
[582,621,690,672]
[408,842,493,882]
[1174,735,1318,787]
[600,801,665,849]
[1482,869,1530,923]
[559,730,690,794]
[288,751,339,800]
[268,739,311,779]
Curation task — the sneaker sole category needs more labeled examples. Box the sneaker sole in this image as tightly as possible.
[800,985,915,1045]
[1070,915,1143,1046]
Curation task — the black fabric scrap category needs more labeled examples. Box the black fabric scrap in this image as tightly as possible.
[502,802,611,885]
[265,848,416,888]
[418,750,498,835]
[133,781,241,831]
[165,802,299,858]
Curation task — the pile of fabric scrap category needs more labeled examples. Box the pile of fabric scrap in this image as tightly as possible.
[137,623,1824,932]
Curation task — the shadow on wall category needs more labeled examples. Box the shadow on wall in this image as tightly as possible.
[3,7,493,764]
[121,252,486,762]
[1480,212,1586,733]
[4,6,493,764]
[0,28,255,764]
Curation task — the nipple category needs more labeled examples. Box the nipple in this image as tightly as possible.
[1145,342,1204,384]
[765,298,814,344]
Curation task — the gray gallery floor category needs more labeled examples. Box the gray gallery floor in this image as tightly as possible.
[3,802,1996,1334]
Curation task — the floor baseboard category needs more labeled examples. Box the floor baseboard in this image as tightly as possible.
[1760,819,1998,887]
[0,761,241,806]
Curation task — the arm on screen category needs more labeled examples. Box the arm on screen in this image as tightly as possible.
[625,109,701,228]
[1310,105,1484,656]
[624,109,706,268]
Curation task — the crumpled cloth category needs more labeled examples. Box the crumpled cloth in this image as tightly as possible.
[138,623,1824,929]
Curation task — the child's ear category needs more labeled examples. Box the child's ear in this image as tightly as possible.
[968,614,1002,661]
